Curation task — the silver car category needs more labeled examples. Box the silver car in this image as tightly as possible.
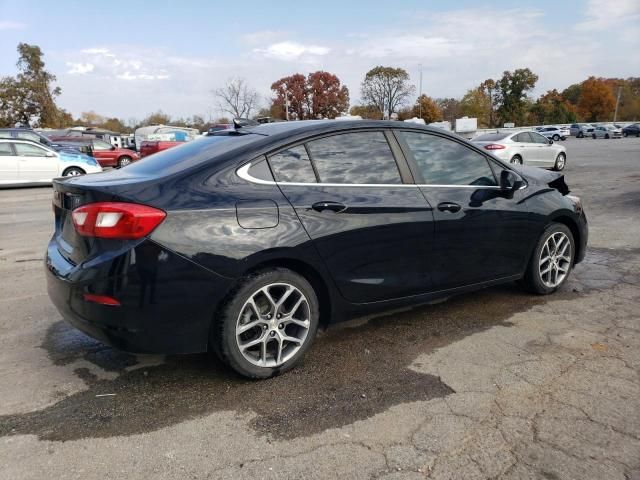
[0,139,102,187]
[472,130,567,171]
[592,125,622,139]
[569,123,595,138]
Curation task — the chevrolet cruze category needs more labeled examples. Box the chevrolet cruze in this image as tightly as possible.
[46,120,587,378]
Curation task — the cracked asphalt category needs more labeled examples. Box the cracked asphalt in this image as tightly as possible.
[0,137,639,479]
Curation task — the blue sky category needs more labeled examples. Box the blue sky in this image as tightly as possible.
[1,0,639,121]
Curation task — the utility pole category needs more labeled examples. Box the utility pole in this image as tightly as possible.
[418,63,423,119]
[285,89,290,121]
[613,85,622,122]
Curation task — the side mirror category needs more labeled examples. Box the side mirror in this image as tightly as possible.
[500,170,524,191]
[110,145,116,150]
[45,151,56,157]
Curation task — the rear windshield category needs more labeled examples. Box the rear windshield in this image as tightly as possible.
[473,133,510,141]
[124,133,261,176]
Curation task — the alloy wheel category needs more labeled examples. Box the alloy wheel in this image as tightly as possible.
[555,153,566,170]
[64,169,83,176]
[235,283,311,367]
[539,232,572,288]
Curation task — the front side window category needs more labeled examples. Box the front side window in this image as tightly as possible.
[92,139,113,150]
[530,132,549,144]
[15,143,48,157]
[400,131,497,186]
[0,143,13,156]
[269,145,317,183]
[306,132,401,184]
[0,131,13,139]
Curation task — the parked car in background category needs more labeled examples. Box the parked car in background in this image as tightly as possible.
[135,125,199,157]
[592,125,622,139]
[472,130,567,170]
[569,123,595,138]
[0,139,101,187]
[537,127,567,141]
[206,124,233,135]
[622,123,640,137]
[0,128,83,153]
[46,120,587,378]
[49,136,139,167]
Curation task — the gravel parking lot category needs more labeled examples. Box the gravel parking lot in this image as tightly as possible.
[1,137,639,479]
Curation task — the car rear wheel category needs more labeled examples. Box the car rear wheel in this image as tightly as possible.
[577,132,584,138]
[62,167,85,177]
[521,223,575,295]
[605,134,610,139]
[553,152,566,171]
[118,156,132,168]
[623,132,628,137]
[510,154,523,165]
[212,268,319,379]
[592,133,596,139]
[552,134,560,141]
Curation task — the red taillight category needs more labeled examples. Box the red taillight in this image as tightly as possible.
[484,144,506,150]
[72,202,166,239]
[83,293,121,306]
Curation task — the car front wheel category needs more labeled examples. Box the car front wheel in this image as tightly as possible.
[552,134,560,141]
[521,223,575,295]
[553,152,566,171]
[212,268,319,378]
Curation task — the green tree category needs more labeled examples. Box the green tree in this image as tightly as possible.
[495,68,538,126]
[360,66,415,120]
[529,89,577,124]
[460,88,491,127]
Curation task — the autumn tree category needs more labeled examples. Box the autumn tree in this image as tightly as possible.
[360,66,415,120]
[80,110,105,126]
[0,43,63,127]
[271,72,349,120]
[578,77,616,122]
[435,98,462,123]
[411,95,442,123]
[213,77,259,119]
[529,89,577,124]
[141,110,172,126]
[349,104,382,119]
[495,68,538,126]
[460,88,491,127]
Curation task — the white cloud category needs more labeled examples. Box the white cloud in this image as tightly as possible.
[254,41,330,61]
[576,0,640,30]
[241,30,288,46]
[0,20,26,30]
[80,48,110,55]
[66,62,94,74]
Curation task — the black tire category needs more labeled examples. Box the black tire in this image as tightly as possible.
[62,166,85,177]
[577,132,584,138]
[623,132,628,137]
[552,134,560,141]
[605,134,610,139]
[510,154,523,165]
[212,268,320,379]
[118,156,132,168]
[592,133,596,139]
[521,223,575,295]
[553,152,566,171]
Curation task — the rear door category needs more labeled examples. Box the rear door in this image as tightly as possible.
[14,142,58,181]
[396,130,535,290]
[0,143,19,184]
[512,132,537,163]
[269,130,435,303]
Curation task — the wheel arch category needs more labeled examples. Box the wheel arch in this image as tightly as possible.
[62,165,86,176]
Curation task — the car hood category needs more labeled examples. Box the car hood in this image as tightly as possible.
[58,151,99,165]
[510,164,570,195]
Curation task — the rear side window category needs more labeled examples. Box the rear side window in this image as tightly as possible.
[530,132,549,144]
[514,132,532,143]
[306,132,401,184]
[268,145,317,183]
[400,131,497,186]
[0,143,13,156]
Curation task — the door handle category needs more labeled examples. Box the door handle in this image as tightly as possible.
[311,201,347,213]
[437,202,461,213]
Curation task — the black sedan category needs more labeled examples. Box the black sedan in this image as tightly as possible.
[46,120,588,378]
[622,123,640,137]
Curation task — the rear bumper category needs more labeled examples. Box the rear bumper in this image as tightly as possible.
[45,237,233,354]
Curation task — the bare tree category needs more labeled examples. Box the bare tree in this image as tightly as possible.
[213,77,259,119]
[360,66,415,120]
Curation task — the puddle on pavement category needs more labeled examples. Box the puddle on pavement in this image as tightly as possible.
[0,247,634,443]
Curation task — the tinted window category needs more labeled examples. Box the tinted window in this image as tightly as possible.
[473,133,510,142]
[15,143,48,157]
[530,132,549,144]
[269,145,317,183]
[0,143,13,156]
[0,131,14,139]
[93,140,112,150]
[306,132,401,184]
[400,132,497,186]
[247,159,274,182]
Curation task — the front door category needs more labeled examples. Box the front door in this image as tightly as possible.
[268,131,435,303]
[396,130,535,290]
[0,143,19,184]
[14,142,58,182]
[91,139,117,167]
[529,131,556,166]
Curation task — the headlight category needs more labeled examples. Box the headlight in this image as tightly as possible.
[567,194,582,214]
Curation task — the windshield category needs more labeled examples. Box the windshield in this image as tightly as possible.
[473,133,510,141]
[123,133,262,176]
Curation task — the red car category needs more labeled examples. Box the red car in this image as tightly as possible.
[50,137,139,168]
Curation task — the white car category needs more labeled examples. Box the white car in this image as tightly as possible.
[537,126,567,141]
[472,130,567,171]
[592,125,622,139]
[0,139,102,187]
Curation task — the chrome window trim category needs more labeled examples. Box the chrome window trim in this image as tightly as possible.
[237,163,504,189]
